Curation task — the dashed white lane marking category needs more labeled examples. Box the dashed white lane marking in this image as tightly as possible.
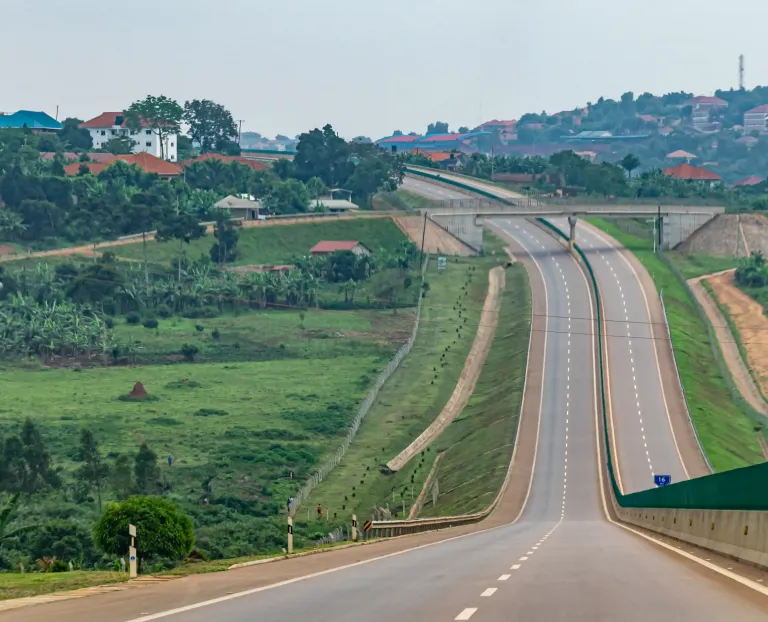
[498,574,511,581]
[526,551,535,555]
[455,608,478,620]
[519,556,529,561]
[510,564,521,570]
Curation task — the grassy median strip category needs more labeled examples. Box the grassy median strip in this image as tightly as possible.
[586,219,763,471]
[418,262,531,517]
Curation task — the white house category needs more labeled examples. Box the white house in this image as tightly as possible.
[80,112,178,162]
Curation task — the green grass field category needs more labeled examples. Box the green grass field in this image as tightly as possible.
[0,571,128,601]
[108,307,413,365]
[419,263,530,517]
[305,249,511,524]
[586,219,763,471]
[666,252,739,280]
[111,219,409,266]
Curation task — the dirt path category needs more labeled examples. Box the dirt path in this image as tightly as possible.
[689,269,768,417]
[703,271,768,408]
[408,452,443,519]
[386,266,506,472]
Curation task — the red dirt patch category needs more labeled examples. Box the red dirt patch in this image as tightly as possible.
[128,381,149,399]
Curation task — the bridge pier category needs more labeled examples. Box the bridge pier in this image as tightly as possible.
[568,216,578,250]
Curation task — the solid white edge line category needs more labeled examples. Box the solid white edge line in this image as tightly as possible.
[121,215,548,622]
[581,222,689,480]
[577,233,768,600]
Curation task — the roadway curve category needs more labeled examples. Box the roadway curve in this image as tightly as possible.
[7,179,767,621]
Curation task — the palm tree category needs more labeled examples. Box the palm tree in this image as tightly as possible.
[620,154,641,181]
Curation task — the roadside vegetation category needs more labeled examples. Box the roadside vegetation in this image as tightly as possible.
[666,252,739,280]
[418,263,530,517]
[307,234,519,524]
[586,218,764,471]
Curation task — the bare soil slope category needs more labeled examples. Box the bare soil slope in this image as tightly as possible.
[678,213,768,256]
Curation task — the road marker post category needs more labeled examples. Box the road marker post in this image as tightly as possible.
[287,516,294,554]
[128,524,137,579]
[352,514,358,542]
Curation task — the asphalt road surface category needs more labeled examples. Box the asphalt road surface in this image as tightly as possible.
[10,180,768,621]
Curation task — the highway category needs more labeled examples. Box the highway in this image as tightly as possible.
[7,178,768,621]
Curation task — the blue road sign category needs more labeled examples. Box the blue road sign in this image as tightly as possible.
[654,474,672,487]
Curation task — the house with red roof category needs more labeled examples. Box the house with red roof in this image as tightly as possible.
[310,241,371,257]
[80,112,179,161]
[743,104,768,134]
[663,163,721,186]
[181,153,269,171]
[476,119,517,132]
[684,96,728,132]
[63,152,181,178]
[731,175,764,188]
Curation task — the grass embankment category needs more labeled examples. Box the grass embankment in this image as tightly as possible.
[418,262,530,516]
[306,251,509,523]
[666,252,739,280]
[372,189,436,211]
[111,219,408,266]
[586,219,763,471]
[0,571,128,601]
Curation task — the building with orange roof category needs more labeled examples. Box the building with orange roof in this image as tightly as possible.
[663,163,721,185]
[63,152,182,178]
[181,153,269,171]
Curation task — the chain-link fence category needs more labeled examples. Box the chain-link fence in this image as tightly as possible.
[290,256,431,516]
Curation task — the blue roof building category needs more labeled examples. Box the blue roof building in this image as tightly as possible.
[0,110,62,132]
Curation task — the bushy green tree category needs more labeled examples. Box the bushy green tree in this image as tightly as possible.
[93,496,194,564]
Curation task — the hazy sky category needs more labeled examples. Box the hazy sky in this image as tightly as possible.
[3,0,767,140]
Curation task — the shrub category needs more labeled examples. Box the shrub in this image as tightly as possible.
[211,329,221,340]
[195,325,205,333]
[104,316,115,329]
[125,312,141,325]
[49,559,70,573]
[156,304,172,318]
[143,318,159,329]
[93,496,194,564]
[181,343,199,362]
[195,408,229,417]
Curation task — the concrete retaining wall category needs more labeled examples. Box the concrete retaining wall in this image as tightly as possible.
[617,507,768,569]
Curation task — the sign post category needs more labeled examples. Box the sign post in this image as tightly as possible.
[653,475,672,487]
[287,516,294,554]
[128,524,137,579]
[351,514,358,542]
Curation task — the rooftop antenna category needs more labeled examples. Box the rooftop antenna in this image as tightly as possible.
[739,54,745,90]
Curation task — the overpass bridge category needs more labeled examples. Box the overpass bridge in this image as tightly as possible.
[404,169,724,252]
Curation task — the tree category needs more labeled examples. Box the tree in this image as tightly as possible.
[78,428,109,513]
[306,176,329,202]
[130,185,175,287]
[183,99,238,153]
[110,455,133,500]
[93,496,194,565]
[263,179,310,214]
[620,153,641,180]
[102,136,135,155]
[124,95,183,161]
[155,212,206,280]
[57,118,93,150]
[458,126,470,134]
[0,419,59,544]
[293,124,353,187]
[426,121,449,135]
[134,442,160,495]
[209,211,241,263]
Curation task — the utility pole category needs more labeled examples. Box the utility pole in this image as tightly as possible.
[237,119,245,145]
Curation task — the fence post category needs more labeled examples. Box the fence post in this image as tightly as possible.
[352,514,358,542]
[287,516,294,554]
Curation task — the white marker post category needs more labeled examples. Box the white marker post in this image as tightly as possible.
[128,524,137,579]
[352,514,358,542]
[287,516,294,554]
